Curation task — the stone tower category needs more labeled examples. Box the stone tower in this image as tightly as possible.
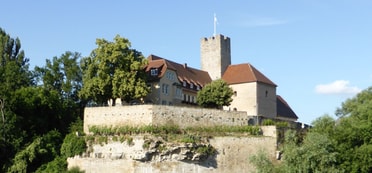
[200,34,231,80]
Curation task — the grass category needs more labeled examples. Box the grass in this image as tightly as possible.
[88,124,261,137]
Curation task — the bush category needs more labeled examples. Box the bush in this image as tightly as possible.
[60,133,86,158]
[262,119,275,126]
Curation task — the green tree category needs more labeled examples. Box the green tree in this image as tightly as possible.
[0,28,32,171]
[79,35,149,105]
[10,87,64,136]
[35,51,82,102]
[252,87,372,173]
[282,130,341,173]
[8,130,62,173]
[0,28,32,98]
[249,149,276,173]
[197,79,233,109]
[34,51,84,129]
[332,87,372,172]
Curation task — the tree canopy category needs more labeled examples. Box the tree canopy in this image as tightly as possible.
[250,87,372,173]
[79,35,149,105]
[197,79,234,109]
[0,28,84,172]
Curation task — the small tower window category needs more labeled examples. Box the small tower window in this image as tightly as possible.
[150,68,158,76]
[265,90,268,97]
[234,91,237,96]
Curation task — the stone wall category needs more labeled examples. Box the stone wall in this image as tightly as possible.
[68,135,277,173]
[84,105,154,133]
[151,106,248,128]
[84,105,249,134]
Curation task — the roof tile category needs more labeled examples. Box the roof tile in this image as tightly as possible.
[222,63,277,86]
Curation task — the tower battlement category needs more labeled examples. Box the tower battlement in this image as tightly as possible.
[201,34,230,42]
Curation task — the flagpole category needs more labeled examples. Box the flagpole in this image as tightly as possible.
[214,13,217,36]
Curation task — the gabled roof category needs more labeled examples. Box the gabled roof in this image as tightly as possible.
[277,95,298,120]
[146,54,212,87]
[222,63,276,86]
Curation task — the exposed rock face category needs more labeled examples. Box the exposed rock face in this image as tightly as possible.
[68,134,277,173]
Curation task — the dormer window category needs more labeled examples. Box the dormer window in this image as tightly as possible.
[150,68,158,76]
[183,81,187,87]
[196,85,200,91]
[190,83,194,89]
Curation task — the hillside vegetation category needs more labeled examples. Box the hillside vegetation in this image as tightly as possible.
[250,87,372,173]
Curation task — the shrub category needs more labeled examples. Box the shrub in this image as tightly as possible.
[262,119,275,126]
[60,133,87,158]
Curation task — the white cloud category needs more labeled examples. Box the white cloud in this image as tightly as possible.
[315,80,362,95]
[238,16,288,28]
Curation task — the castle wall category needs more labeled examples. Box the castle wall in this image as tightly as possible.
[84,105,249,134]
[224,82,277,119]
[224,82,258,115]
[151,105,248,128]
[83,105,154,133]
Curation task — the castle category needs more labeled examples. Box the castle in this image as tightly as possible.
[143,34,298,123]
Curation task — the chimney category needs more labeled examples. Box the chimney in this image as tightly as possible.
[183,63,187,69]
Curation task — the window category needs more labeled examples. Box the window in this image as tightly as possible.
[175,88,182,98]
[190,83,194,89]
[183,81,187,87]
[196,85,200,91]
[234,91,237,96]
[150,68,158,76]
[265,90,268,97]
[166,71,174,81]
[162,84,169,95]
[161,100,167,105]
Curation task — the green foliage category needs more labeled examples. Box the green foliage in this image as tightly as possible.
[262,119,275,126]
[89,125,261,136]
[197,79,234,109]
[0,28,83,172]
[8,130,62,173]
[34,51,82,102]
[0,28,32,99]
[35,156,67,173]
[310,114,336,136]
[249,149,275,173]
[282,130,340,173]
[0,28,33,170]
[67,166,85,173]
[60,133,86,158]
[79,35,149,104]
[195,145,217,155]
[275,121,288,128]
[178,134,201,143]
[253,87,372,173]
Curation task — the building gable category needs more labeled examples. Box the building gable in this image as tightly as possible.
[222,63,277,86]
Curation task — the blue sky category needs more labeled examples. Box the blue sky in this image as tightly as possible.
[1,1,371,124]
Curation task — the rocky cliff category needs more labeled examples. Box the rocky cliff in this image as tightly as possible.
[68,131,277,173]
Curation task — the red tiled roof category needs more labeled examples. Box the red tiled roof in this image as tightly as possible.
[277,95,298,120]
[222,63,277,86]
[146,55,212,87]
